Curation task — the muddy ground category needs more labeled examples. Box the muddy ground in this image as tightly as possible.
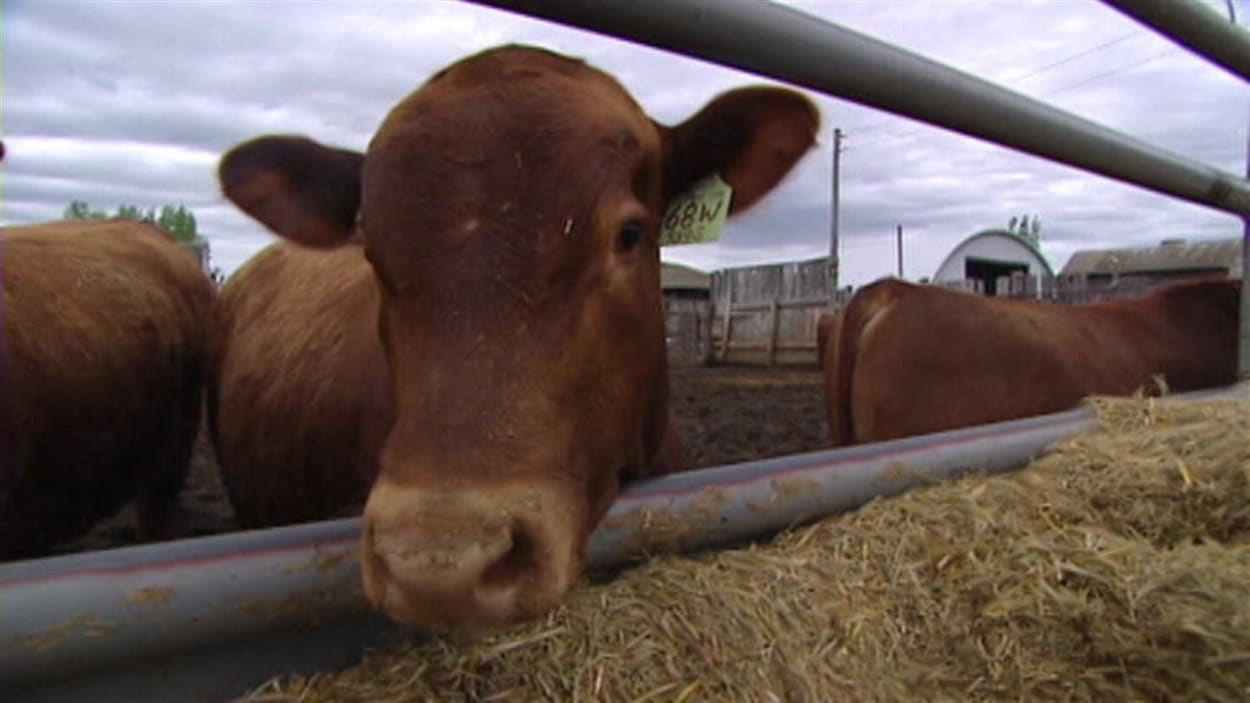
[52,365,829,557]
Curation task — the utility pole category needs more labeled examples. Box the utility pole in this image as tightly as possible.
[829,128,843,302]
[896,225,904,278]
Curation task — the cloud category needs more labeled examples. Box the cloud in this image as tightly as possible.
[3,0,1245,284]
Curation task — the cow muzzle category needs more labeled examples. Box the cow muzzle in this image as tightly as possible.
[361,479,584,630]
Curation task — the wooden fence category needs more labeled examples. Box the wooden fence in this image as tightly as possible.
[662,263,1229,368]
[664,294,715,366]
[707,257,847,366]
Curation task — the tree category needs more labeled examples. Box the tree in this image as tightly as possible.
[1007,213,1041,247]
[115,204,156,221]
[63,201,200,242]
[156,205,198,242]
[63,200,108,220]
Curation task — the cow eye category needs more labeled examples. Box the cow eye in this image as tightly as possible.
[617,220,646,253]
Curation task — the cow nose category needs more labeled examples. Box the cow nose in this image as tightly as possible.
[365,516,530,623]
[361,481,582,630]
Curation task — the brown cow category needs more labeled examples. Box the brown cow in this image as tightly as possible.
[211,244,391,526]
[815,311,839,370]
[1,219,214,560]
[824,277,1240,446]
[211,44,817,629]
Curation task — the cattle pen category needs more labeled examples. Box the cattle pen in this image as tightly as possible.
[3,1,1249,701]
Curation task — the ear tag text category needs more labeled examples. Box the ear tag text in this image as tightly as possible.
[659,174,733,246]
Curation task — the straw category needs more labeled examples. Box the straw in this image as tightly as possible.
[241,391,1250,702]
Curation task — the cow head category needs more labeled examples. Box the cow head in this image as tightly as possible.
[220,45,817,629]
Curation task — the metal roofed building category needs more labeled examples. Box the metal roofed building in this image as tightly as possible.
[932,229,1054,296]
[1059,237,1243,282]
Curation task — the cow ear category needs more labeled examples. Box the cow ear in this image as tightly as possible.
[219,135,363,247]
[662,87,818,215]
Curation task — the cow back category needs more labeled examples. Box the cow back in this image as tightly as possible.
[829,277,1241,446]
[1,219,214,558]
[209,242,391,527]
[1144,278,1239,390]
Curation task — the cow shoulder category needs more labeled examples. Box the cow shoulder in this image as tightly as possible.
[826,278,912,444]
[212,242,387,526]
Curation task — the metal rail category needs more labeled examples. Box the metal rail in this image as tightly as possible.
[1104,0,1250,81]
[474,0,1250,217]
[3,387,1243,702]
[1102,0,1250,375]
[0,402,1118,702]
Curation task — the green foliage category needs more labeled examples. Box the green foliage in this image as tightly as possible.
[63,200,108,220]
[63,200,199,242]
[115,204,156,221]
[156,205,198,242]
[1007,213,1041,247]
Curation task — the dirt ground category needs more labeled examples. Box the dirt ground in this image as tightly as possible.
[667,364,828,469]
[51,365,829,557]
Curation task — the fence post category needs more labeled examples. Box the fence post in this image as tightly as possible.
[718,275,734,363]
[766,299,781,366]
[699,300,713,365]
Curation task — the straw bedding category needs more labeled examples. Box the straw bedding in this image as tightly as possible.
[242,392,1250,702]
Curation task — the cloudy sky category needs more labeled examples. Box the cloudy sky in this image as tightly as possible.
[4,0,1247,286]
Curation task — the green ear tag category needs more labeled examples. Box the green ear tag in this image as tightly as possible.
[659,174,733,246]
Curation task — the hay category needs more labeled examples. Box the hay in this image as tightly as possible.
[241,392,1250,702]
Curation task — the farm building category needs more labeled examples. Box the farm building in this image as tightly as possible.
[932,228,1054,295]
[662,261,713,366]
[1059,237,1243,285]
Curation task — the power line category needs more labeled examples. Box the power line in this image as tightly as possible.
[848,45,1181,148]
[1006,32,1137,83]
[846,32,1140,136]
[1044,48,1176,97]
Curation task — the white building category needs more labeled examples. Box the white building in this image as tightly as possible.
[932,229,1053,295]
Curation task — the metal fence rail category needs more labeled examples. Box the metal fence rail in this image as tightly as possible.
[4,386,1243,702]
[478,0,1250,217]
[1105,0,1250,81]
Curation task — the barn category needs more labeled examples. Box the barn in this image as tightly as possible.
[1059,237,1243,288]
[932,228,1054,295]
[661,261,713,366]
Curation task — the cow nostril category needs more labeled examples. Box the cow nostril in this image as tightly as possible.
[480,525,536,590]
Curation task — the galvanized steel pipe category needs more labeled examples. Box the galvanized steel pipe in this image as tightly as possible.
[471,0,1250,217]
[1103,0,1250,81]
[586,408,1091,567]
[2,387,1244,702]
